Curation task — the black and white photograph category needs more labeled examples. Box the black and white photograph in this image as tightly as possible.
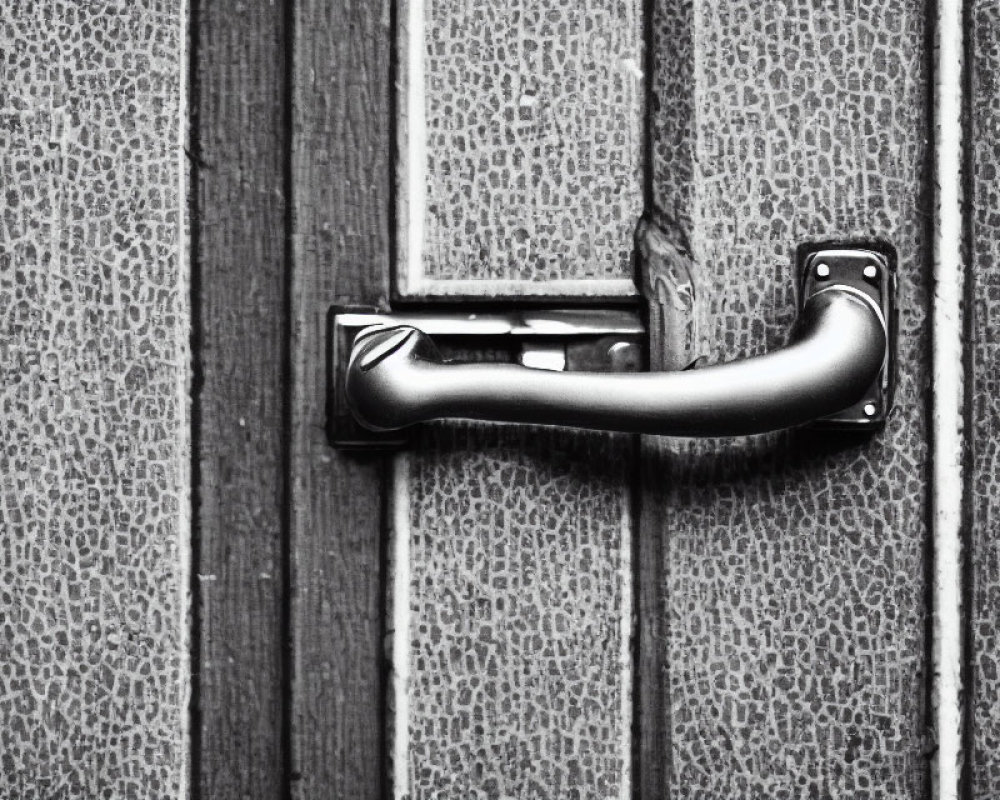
[0,0,985,798]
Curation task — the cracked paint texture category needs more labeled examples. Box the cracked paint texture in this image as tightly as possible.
[970,2,1000,796]
[0,3,188,798]
[395,425,632,800]
[397,0,644,292]
[391,2,640,794]
[645,0,931,797]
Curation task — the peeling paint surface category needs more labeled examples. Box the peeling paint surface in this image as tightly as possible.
[0,3,188,797]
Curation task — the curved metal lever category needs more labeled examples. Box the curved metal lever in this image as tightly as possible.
[345,285,888,437]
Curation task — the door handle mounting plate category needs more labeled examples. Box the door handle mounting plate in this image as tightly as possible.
[798,243,896,429]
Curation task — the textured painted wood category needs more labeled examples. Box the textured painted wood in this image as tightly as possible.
[968,4,1000,795]
[192,2,287,797]
[639,1,932,797]
[0,3,188,797]
[395,0,643,297]
[392,426,633,799]
[390,4,641,796]
[289,0,392,798]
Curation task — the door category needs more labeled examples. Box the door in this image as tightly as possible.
[189,0,959,797]
[4,0,994,799]
[273,1,935,797]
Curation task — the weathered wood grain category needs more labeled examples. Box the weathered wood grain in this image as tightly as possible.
[395,0,644,297]
[0,3,188,797]
[192,3,288,797]
[967,3,1000,795]
[289,1,392,798]
[639,1,932,797]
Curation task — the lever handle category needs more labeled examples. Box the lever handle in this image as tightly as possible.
[345,285,888,437]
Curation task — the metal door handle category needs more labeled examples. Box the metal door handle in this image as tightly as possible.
[336,247,895,441]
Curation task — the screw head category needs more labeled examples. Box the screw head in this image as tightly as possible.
[815,263,830,278]
[863,403,877,417]
[863,264,879,280]
[356,326,416,371]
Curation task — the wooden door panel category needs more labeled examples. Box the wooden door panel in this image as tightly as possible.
[0,2,188,796]
[968,2,1000,795]
[395,0,644,298]
[387,3,645,797]
[1,0,957,797]
[193,0,937,798]
[192,1,288,797]
[290,1,392,798]
[640,1,931,797]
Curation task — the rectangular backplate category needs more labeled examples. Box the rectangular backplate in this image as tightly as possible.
[798,242,897,429]
[327,307,645,448]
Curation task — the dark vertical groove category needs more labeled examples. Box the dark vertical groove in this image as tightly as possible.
[382,3,401,794]
[628,434,643,800]
[960,1,977,796]
[187,0,203,796]
[633,2,655,797]
[920,0,938,786]
[641,0,655,214]
[281,1,297,799]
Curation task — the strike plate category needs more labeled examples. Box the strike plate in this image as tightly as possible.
[799,243,896,429]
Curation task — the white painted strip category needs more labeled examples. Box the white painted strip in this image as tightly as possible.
[618,511,634,800]
[389,455,412,800]
[932,1,965,798]
[403,278,639,297]
[404,0,426,292]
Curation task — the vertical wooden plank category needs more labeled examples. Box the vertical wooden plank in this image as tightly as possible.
[640,1,932,797]
[192,1,287,796]
[395,0,643,298]
[390,2,642,797]
[290,0,391,798]
[0,2,189,797]
[967,3,1000,795]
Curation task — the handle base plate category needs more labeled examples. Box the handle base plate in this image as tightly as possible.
[799,244,896,430]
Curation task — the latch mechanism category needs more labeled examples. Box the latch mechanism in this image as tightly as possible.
[328,244,895,449]
[328,309,645,447]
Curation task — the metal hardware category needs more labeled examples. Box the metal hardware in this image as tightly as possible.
[329,245,895,446]
[327,309,644,447]
[799,245,895,428]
